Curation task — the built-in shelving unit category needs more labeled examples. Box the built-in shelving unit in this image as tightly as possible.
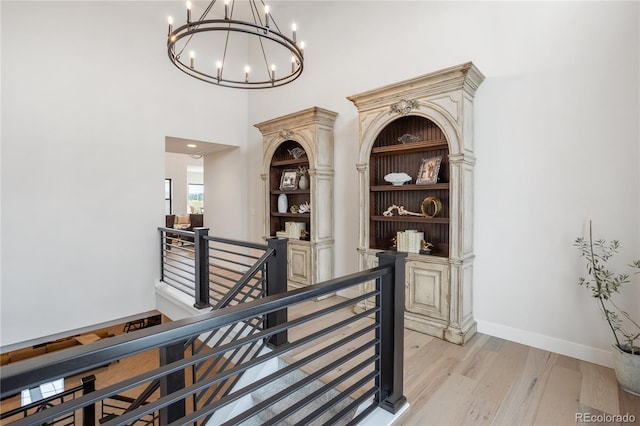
[256,107,338,291]
[267,140,311,238]
[348,62,484,345]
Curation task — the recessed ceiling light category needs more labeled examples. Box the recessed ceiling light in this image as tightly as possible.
[187,144,197,148]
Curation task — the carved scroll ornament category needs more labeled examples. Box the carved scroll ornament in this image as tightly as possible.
[389,99,419,116]
[279,129,293,140]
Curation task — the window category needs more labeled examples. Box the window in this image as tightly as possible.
[21,378,64,407]
[165,179,172,215]
[188,183,204,214]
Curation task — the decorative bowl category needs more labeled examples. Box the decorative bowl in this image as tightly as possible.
[384,172,412,186]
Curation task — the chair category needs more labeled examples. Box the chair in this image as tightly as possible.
[187,214,204,231]
[165,215,176,249]
[184,214,204,243]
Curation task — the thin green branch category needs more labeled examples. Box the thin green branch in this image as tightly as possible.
[587,221,622,347]
[575,220,640,354]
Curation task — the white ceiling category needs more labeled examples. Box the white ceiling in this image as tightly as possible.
[165,136,235,156]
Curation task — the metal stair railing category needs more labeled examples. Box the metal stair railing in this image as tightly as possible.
[0,251,406,426]
[158,227,284,310]
[1,231,283,425]
[100,394,158,425]
[0,375,96,426]
[121,231,286,423]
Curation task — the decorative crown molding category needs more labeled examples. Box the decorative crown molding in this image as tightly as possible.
[347,62,485,113]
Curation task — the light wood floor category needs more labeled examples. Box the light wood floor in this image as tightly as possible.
[395,329,639,425]
[286,296,640,426]
[2,298,638,425]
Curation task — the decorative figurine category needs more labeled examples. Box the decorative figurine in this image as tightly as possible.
[384,172,412,186]
[421,240,434,252]
[382,204,422,217]
[398,133,421,144]
[288,147,306,159]
[298,201,311,213]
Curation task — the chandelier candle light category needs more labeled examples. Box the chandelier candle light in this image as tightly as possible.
[167,0,305,89]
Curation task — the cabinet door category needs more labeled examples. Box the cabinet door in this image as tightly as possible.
[288,242,311,287]
[405,261,449,321]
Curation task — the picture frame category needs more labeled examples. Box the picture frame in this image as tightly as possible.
[416,156,442,185]
[279,169,299,190]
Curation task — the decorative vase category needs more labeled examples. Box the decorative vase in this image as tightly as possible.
[612,344,640,396]
[277,193,288,213]
[298,174,309,190]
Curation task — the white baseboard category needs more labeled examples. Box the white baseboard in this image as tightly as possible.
[476,319,613,368]
[359,402,409,426]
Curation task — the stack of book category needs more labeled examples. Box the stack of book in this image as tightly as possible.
[396,230,423,254]
[285,221,306,239]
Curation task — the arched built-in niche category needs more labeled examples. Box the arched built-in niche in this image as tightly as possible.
[348,62,484,344]
[255,107,338,291]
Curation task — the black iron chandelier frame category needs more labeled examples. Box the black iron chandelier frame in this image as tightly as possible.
[167,1,304,89]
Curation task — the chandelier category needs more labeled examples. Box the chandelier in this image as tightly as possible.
[167,0,304,89]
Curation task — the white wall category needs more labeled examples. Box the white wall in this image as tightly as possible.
[245,1,640,366]
[165,153,203,215]
[0,1,247,347]
[203,147,249,240]
[1,1,638,368]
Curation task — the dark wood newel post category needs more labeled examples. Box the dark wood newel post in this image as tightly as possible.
[376,250,407,413]
[266,237,288,348]
[193,227,211,309]
[81,375,96,426]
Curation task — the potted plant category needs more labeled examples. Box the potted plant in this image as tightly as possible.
[574,221,640,395]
